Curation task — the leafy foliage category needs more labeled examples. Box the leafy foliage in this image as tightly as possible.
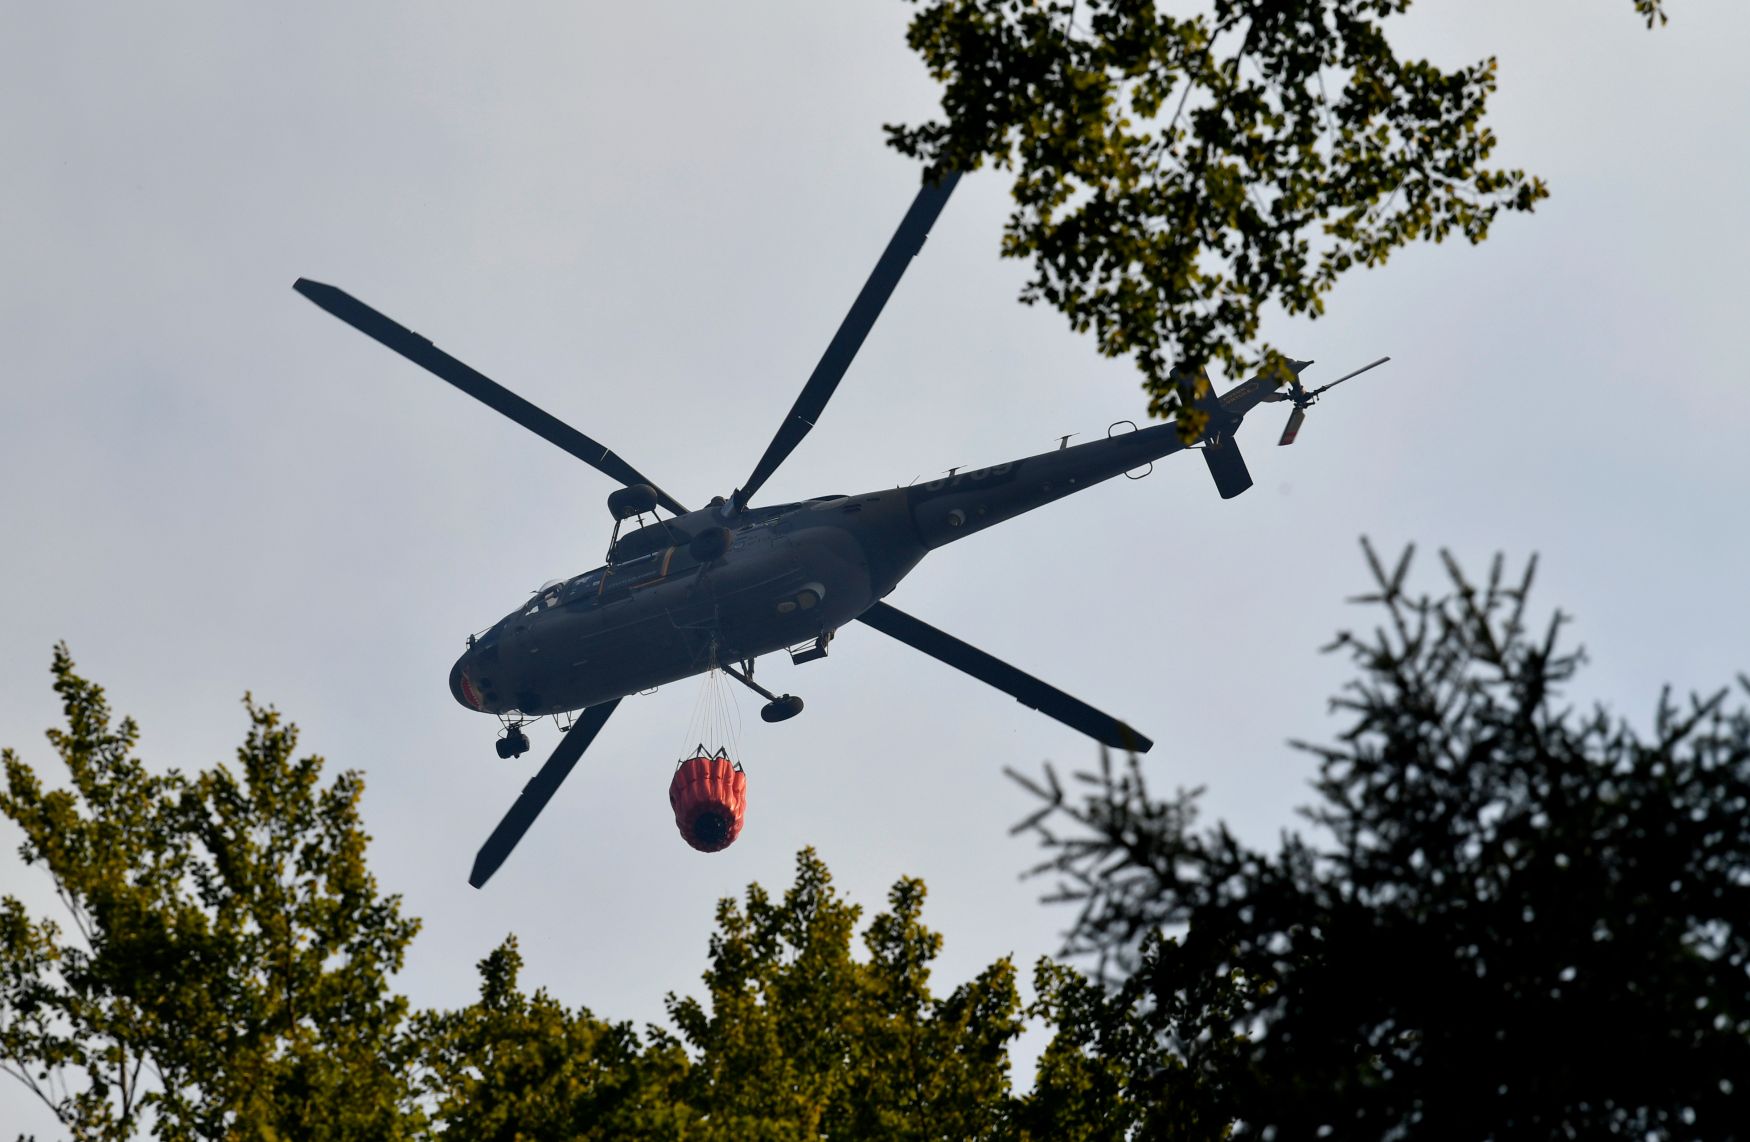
[414,850,1028,1140]
[1012,542,1750,1136]
[1009,950,1254,1140]
[3,664,1030,1139]
[411,937,692,1140]
[0,646,420,1140]
[665,849,1022,1140]
[888,0,1666,435]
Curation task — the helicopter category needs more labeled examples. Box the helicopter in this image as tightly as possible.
[293,170,1386,887]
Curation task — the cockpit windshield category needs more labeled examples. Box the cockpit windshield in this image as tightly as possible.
[520,579,564,616]
[513,573,586,619]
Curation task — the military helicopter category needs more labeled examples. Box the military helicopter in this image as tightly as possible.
[293,171,1386,886]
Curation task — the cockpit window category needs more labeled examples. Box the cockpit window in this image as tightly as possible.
[518,578,573,617]
[508,545,693,622]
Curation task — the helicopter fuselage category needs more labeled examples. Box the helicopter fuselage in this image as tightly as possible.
[449,413,1218,719]
[292,164,1380,884]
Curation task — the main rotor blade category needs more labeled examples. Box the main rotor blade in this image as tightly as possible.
[469,698,622,888]
[293,279,686,515]
[1306,355,1390,399]
[856,601,1153,753]
[733,172,961,510]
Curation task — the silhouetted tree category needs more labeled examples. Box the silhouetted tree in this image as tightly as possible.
[889,0,1668,432]
[1011,543,1750,1137]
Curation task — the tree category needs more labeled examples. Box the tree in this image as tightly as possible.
[26,534,1745,1141]
[888,0,1668,435]
[1011,542,1750,1136]
[1008,952,1250,1140]
[1,646,421,1140]
[411,850,1027,1140]
[3,659,1029,1140]
[663,849,1022,1139]
[410,937,693,1140]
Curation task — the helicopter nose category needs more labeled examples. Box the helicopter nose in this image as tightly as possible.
[450,656,482,711]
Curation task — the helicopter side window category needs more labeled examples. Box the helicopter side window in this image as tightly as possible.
[564,571,605,605]
[598,552,667,605]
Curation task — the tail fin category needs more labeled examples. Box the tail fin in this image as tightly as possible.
[1202,437,1253,498]
[1185,357,1318,497]
[1188,370,1254,499]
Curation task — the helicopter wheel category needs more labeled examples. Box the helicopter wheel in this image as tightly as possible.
[760,694,804,723]
[496,728,531,759]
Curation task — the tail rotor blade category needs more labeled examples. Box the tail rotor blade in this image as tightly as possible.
[469,699,622,888]
[1278,405,1307,446]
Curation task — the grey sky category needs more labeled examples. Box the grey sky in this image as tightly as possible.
[4,1,1748,1130]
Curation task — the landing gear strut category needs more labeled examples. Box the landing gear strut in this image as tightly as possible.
[721,659,804,724]
[495,725,531,759]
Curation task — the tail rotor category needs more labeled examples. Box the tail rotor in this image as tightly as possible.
[1278,356,1390,446]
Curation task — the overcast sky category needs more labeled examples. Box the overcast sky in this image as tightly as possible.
[4,1,1747,1129]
